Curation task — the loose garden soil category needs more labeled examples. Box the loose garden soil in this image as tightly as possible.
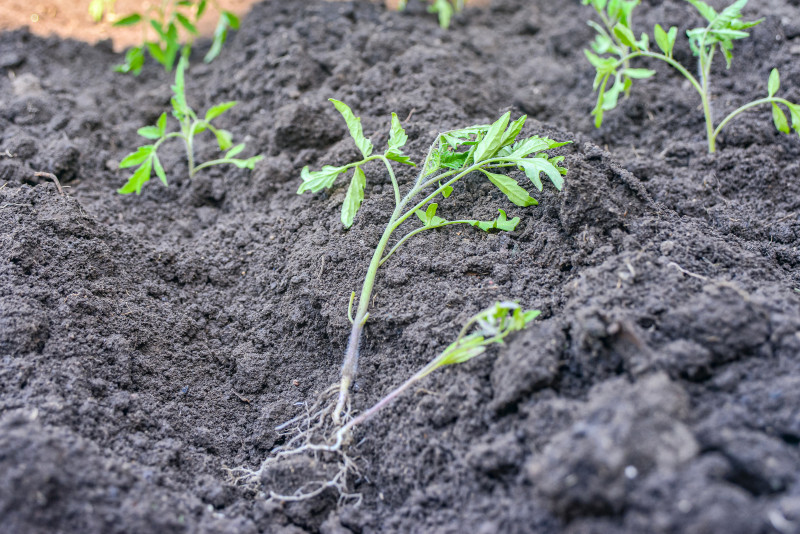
[2,0,800,532]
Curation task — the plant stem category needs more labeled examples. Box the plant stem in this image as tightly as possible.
[185,135,195,176]
[711,97,794,149]
[333,204,401,423]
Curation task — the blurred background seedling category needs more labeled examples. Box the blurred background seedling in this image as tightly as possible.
[583,0,800,152]
[118,55,262,194]
[110,0,239,74]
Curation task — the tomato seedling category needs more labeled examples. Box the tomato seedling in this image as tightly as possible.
[118,56,262,194]
[584,0,800,152]
[396,0,464,29]
[298,99,568,423]
[113,0,239,74]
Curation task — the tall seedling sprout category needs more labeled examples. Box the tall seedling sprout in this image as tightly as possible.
[583,0,800,152]
[297,99,568,424]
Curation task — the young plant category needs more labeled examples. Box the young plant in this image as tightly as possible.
[88,0,116,23]
[584,0,800,152]
[298,99,568,424]
[113,0,239,74]
[396,0,465,29]
[118,56,262,194]
[233,301,540,501]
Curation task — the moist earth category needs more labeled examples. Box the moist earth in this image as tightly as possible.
[2,0,800,532]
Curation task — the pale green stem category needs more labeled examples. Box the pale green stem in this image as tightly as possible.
[376,156,401,207]
[712,97,795,144]
[379,218,490,267]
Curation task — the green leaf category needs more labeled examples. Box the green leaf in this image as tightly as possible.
[773,104,790,134]
[157,112,167,136]
[113,13,142,27]
[204,12,239,63]
[471,209,520,232]
[508,136,553,158]
[499,115,527,148]
[230,155,264,170]
[341,166,366,228]
[624,68,656,79]
[441,183,454,198]
[88,0,105,22]
[119,146,154,168]
[438,343,486,367]
[386,151,416,166]
[686,0,717,22]
[214,129,234,151]
[297,165,348,194]
[175,13,198,35]
[137,126,162,140]
[153,154,168,186]
[196,0,208,19]
[388,112,408,150]
[519,158,564,191]
[146,42,167,67]
[192,122,207,135]
[225,143,246,158]
[481,170,538,207]
[114,46,145,75]
[429,0,456,29]
[385,112,415,166]
[768,68,780,98]
[205,101,237,121]
[171,56,188,112]
[415,203,447,227]
[474,112,511,162]
[329,99,373,158]
[788,104,800,135]
[613,23,638,49]
[118,159,152,195]
[223,10,240,30]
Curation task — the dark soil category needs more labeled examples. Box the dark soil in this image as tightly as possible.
[2,0,800,532]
